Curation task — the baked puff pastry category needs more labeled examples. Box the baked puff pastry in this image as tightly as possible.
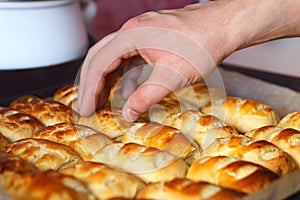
[0,134,9,150]
[4,138,82,170]
[53,84,79,112]
[106,78,127,109]
[0,170,96,200]
[61,161,146,199]
[77,108,134,141]
[122,122,200,165]
[200,135,298,176]
[187,156,278,194]
[202,97,280,133]
[33,123,113,161]
[162,110,238,150]
[93,142,188,183]
[136,178,246,200]
[0,151,37,173]
[0,107,44,142]
[172,82,227,110]
[246,125,300,166]
[278,112,300,131]
[147,93,197,124]
[141,83,224,123]
[9,95,78,126]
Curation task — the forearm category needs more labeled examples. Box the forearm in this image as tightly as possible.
[153,0,300,65]
[227,0,300,50]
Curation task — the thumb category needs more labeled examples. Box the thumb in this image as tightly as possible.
[122,64,190,122]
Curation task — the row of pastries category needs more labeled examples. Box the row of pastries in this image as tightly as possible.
[0,82,300,200]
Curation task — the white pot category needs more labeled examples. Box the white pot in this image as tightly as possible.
[0,0,96,69]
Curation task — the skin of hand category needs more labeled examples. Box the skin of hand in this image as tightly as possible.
[78,0,300,122]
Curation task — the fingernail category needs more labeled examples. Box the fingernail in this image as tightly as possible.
[123,108,139,122]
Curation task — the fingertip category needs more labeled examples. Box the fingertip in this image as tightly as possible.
[122,102,140,122]
[77,103,91,117]
[121,83,169,122]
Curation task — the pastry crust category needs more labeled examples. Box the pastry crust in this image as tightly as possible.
[4,138,82,170]
[162,110,238,150]
[33,123,113,161]
[78,108,134,141]
[0,170,96,200]
[187,156,278,194]
[53,84,79,112]
[136,178,246,200]
[93,142,188,183]
[0,107,44,142]
[246,125,300,166]
[122,122,200,164]
[200,135,298,176]
[172,82,227,110]
[106,79,127,109]
[9,95,78,126]
[147,94,196,124]
[61,161,146,199]
[0,151,37,173]
[0,133,9,150]
[202,97,280,133]
[278,112,300,131]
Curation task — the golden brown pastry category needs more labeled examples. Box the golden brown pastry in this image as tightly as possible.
[186,156,278,194]
[93,142,188,183]
[138,83,225,123]
[9,95,78,126]
[172,82,227,110]
[32,123,113,161]
[106,78,127,109]
[162,110,238,150]
[0,170,96,200]
[0,133,9,150]
[4,138,82,170]
[0,151,37,173]
[53,84,79,112]
[61,161,146,199]
[200,135,298,176]
[201,97,280,133]
[136,178,246,200]
[122,122,200,164]
[278,112,300,131]
[106,198,147,200]
[77,108,134,141]
[246,125,300,166]
[146,93,196,124]
[0,107,44,142]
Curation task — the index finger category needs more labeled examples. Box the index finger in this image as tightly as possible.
[78,32,139,116]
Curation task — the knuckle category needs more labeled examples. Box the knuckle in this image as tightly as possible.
[120,17,140,31]
[120,11,159,31]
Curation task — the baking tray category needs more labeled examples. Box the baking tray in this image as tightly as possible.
[215,67,300,200]
[0,57,83,107]
[0,63,299,199]
[245,170,300,200]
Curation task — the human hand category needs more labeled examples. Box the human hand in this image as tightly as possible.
[78,0,300,121]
